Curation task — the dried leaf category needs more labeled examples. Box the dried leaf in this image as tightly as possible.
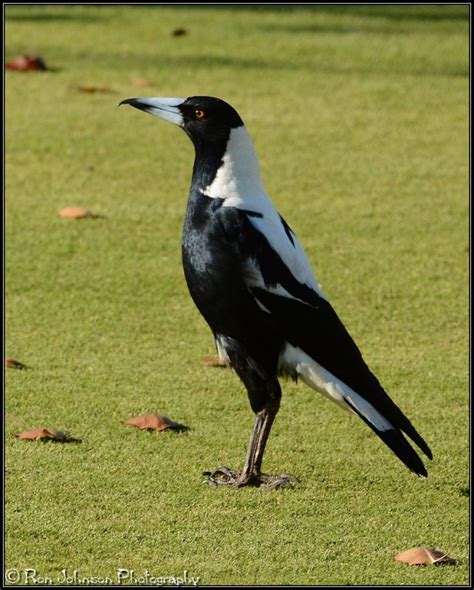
[132,78,151,87]
[58,206,96,219]
[5,357,28,369]
[6,54,47,71]
[394,547,456,566]
[77,85,115,94]
[203,355,228,368]
[123,413,188,432]
[16,428,78,442]
[172,28,188,37]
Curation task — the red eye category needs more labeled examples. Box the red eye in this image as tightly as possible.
[194,109,206,120]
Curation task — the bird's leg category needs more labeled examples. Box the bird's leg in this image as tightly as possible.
[203,405,274,487]
[238,399,282,486]
[204,378,297,489]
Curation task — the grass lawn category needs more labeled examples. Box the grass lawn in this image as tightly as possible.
[5,5,469,586]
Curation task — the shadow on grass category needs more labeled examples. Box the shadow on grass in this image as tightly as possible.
[258,20,468,37]
[254,5,468,37]
[3,43,468,80]
[42,437,83,444]
[293,4,470,22]
[6,4,469,23]
[131,4,469,19]
[5,7,110,22]
[133,4,470,23]
[99,51,468,80]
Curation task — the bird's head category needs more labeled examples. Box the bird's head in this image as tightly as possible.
[119,96,244,148]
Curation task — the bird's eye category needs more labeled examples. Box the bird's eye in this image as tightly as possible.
[194,109,206,120]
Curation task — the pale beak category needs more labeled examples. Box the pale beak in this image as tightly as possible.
[119,97,186,126]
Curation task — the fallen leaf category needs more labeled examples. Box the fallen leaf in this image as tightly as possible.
[132,78,151,87]
[77,85,115,94]
[58,206,96,219]
[203,355,228,368]
[172,27,188,37]
[5,357,28,369]
[123,413,188,432]
[16,428,79,442]
[394,547,456,566]
[6,54,47,71]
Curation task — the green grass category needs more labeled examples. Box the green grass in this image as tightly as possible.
[5,5,469,586]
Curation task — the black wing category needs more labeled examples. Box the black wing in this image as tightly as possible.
[219,206,432,473]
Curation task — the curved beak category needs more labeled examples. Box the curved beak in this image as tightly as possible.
[119,97,186,126]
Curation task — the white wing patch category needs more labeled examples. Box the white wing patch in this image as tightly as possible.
[243,257,315,306]
[247,213,326,300]
[279,343,393,432]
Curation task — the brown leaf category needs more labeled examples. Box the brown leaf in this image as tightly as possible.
[16,428,77,442]
[132,78,151,87]
[6,54,48,71]
[58,206,96,219]
[77,85,115,94]
[203,355,228,368]
[394,547,456,566]
[123,413,188,432]
[5,357,28,369]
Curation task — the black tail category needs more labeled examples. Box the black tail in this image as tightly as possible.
[387,403,433,461]
[346,400,430,477]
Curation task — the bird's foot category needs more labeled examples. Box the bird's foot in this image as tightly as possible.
[202,466,247,487]
[202,466,298,489]
[257,472,299,490]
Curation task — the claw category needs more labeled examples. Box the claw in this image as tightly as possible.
[202,467,299,489]
[260,473,299,489]
[203,466,240,485]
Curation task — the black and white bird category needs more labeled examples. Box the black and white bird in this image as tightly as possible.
[120,96,432,487]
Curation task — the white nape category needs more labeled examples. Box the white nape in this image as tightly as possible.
[202,126,326,300]
[202,126,266,203]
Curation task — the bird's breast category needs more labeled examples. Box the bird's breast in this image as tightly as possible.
[182,227,214,276]
[181,198,228,298]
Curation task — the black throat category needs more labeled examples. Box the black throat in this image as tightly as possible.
[187,131,231,195]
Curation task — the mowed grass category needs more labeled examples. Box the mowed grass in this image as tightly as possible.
[5,5,469,586]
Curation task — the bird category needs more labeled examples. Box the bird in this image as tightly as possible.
[120,95,432,488]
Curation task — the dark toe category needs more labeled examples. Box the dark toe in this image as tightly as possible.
[202,466,240,485]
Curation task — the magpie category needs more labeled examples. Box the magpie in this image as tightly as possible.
[120,96,432,488]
